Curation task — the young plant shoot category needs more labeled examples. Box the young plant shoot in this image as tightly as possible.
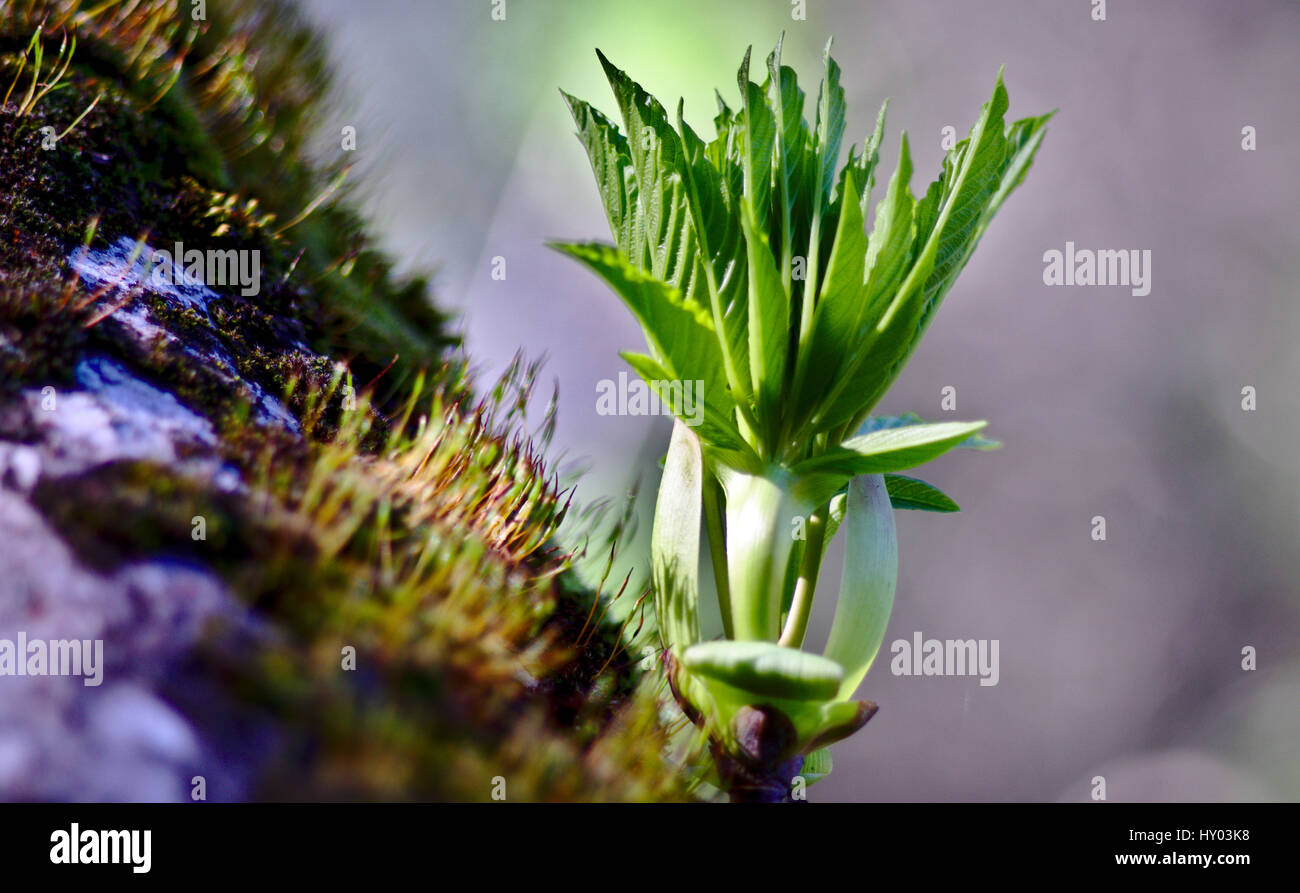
[554,37,1050,800]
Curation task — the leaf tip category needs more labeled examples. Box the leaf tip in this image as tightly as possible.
[737,44,754,87]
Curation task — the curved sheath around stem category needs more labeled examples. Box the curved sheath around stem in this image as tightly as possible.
[822,473,898,699]
[651,419,703,652]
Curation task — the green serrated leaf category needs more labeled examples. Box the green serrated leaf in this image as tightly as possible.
[561,91,642,265]
[861,131,918,318]
[859,98,889,215]
[909,74,1011,331]
[794,420,988,477]
[550,242,721,389]
[883,473,960,512]
[737,47,775,238]
[860,74,1047,418]
[620,351,747,454]
[860,412,1001,450]
[739,200,788,439]
[597,49,685,271]
[677,101,744,292]
[794,171,868,425]
[986,110,1054,222]
[766,37,809,293]
[808,131,915,434]
[675,106,755,417]
[811,40,846,211]
[796,43,849,384]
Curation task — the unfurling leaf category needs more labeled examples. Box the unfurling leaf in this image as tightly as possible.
[558,39,1048,794]
[682,640,844,701]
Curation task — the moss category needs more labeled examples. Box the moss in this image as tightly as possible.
[0,0,695,800]
[1,5,451,411]
[29,368,692,799]
[29,459,296,573]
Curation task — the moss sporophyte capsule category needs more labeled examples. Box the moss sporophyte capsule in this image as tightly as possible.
[556,35,1050,800]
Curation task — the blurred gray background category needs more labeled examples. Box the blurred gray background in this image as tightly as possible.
[299,0,1299,801]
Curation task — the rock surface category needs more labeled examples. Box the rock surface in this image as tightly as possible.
[0,226,304,800]
[0,488,273,801]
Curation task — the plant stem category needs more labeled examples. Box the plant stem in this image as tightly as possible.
[725,470,795,641]
[778,506,826,648]
[55,91,101,142]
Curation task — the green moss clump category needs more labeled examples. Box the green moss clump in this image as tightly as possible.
[0,0,697,801]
